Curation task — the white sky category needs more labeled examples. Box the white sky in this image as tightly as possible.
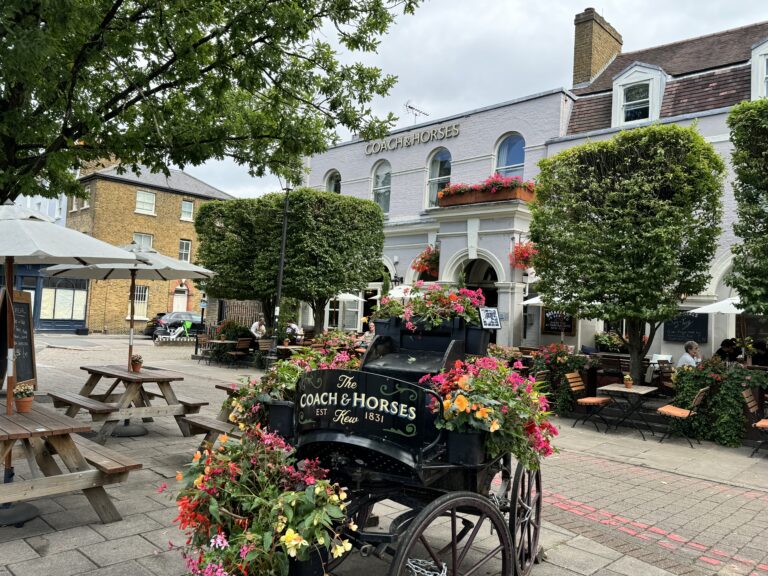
[183,0,768,198]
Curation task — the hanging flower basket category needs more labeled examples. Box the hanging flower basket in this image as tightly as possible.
[438,174,535,207]
[412,244,440,278]
[510,241,537,270]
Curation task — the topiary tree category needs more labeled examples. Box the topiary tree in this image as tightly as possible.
[530,124,725,384]
[0,0,419,204]
[726,99,768,313]
[196,189,384,332]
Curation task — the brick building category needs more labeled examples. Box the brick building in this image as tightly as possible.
[66,163,232,333]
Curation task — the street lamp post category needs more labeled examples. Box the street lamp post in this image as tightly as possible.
[267,187,292,367]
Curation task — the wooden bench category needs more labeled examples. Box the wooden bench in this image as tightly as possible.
[72,434,143,475]
[49,391,118,417]
[182,384,243,450]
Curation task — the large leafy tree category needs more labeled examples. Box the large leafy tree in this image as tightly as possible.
[195,189,384,331]
[530,124,724,383]
[0,0,418,204]
[726,99,768,313]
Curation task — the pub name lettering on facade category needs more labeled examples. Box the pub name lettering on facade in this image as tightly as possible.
[365,123,461,155]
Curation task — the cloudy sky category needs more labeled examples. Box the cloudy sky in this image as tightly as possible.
[183,0,768,197]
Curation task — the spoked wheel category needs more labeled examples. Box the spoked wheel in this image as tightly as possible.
[509,463,542,576]
[388,491,512,576]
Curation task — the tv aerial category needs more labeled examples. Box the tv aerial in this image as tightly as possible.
[404,101,429,125]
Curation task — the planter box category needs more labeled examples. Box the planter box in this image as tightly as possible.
[446,430,486,465]
[289,546,328,576]
[438,185,534,208]
[373,317,402,341]
[267,400,295,439]
[75,328,90,336]
[465,325,490,356]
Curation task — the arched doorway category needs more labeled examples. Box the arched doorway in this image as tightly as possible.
[461,259,498,343]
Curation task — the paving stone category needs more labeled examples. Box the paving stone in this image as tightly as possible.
[606,555,676,576]
[6,549,97,576]
[42,506,101,531]
[565,536,622,561]
[0,517,53,544]
[144,506,179,526]
[135,549,186,576]
[545,544,613,575]
[79,535,160,567]
[0,539,39,563]
[80,560,157,576]
[90,514,162,540]
[534,562,583,576]
[140,527,186,550]
[26,526,105,556]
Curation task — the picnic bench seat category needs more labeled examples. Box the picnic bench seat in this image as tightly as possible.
[72,434,142,474]
[182,415,242,451]
[49,391,117,415]
[142,390,209,408]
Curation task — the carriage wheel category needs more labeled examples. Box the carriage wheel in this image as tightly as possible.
[388,491,512,576]
[509,464,542,576]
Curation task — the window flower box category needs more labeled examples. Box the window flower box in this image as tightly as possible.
[437,174,535,208]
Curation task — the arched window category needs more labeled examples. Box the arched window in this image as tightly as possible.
[372,161,391,214]
[427,148,451,207]
[495,133,525,178]
[325,170,341,193]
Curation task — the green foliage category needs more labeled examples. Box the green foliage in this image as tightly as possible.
[529,344,588,414]
[196,189,384,331]
[726,99,768,313]
[531,124,725,383]
[216,320,251,341]
[0,0,420,203]
[671,359,768,446]
[594,332,625,352]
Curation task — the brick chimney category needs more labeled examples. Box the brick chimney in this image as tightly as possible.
[572,7,622,87]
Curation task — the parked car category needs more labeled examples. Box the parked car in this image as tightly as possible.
[152,311,204,340]
[143,312,167,336]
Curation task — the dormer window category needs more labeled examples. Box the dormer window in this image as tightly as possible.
[611,63,666,128]
[752,39,768,100]
[623,83,650,122]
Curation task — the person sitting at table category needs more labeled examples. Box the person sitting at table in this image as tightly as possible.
[751,340,768,366]
[362,321,376,345]
[715,338,740,362]
[676,341,700,367]
[250,313,267,339]
[286,320,303,344]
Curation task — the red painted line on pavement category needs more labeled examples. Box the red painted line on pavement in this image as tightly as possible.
[735,556,757,566]
[667,534,687,543]
[618,527,637,536]
[658,542,677,550]
[699,557,722,566]
[648,527,668,535]
[711,549,731,558]
[613,515,629,523]
[757,564,768,571]
[686,542,707,551]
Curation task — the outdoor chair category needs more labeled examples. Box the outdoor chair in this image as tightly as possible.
[741,388,768,458]
[226,338,253,366]
[196,334,213,365]
[657,386,709,448]
[567,372,613,432]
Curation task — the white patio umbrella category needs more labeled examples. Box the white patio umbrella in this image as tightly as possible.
[387,285,416,299]
[1,202,140,525]
[688,297,742,315]
[336,292,366,303]
[45,243,214,370]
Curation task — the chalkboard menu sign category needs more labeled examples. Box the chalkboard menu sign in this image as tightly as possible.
[0,288,7,383]
[663,312,708,344]
[541,308,575,336]
[11,291,37,388]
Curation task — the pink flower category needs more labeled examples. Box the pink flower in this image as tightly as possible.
[513,360,524,369]
[210,533,229,549]
[156,482,167,493]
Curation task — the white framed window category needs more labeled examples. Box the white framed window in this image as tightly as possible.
[372,161,391,215]
[178,239,191,262]
[751,40,768,100]
[326,170,342,193]
[496,133,525,178]
[427,148,451,207]
[69,196,78,212]
[622,83,650,123]
[82,185,91,209]
[133,232,153,249]
[181,200,194,221]
[131,285,149,319]
[135,190,156,215]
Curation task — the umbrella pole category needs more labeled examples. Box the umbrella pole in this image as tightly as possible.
[128,270,136,370]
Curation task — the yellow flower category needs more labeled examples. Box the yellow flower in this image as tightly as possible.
[229,413,237,423]
[490,419,500,432]
[348,521,358,531]
[453,394,469,413]
[193,475,204,487]
[443,398,452,411]
[331,540,353,558]
[280,528,308,557]
[474,406,491,419]
[238,422,246,431]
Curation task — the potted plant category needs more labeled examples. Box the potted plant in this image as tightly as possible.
[130,354,143,372]
[176,428,355,576]
[420,356,558,469]
[13,382,35,413]
[412,244,440,278]
[623,373,634,389]
[509,241,538,270]
[437,173,535,207]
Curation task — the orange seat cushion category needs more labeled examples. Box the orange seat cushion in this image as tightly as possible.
[755,419,768,430]
[657,405,691,418]
[577,397,612,406]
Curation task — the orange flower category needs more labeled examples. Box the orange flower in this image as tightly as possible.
[192,451,202,463]
[175,471,183,481]
[449,293,458,302]
[475,406,491,419]
[437,191,444,199]
[218,433,229,444]
[490,419,500,432]
[453,394,469,412]
[457,375,470,390]
[443,398,452,411]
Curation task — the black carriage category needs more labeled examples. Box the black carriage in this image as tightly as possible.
[287,320,542,576]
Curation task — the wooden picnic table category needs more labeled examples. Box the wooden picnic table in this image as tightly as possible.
[0,398,140,523]
[49,364,207,444]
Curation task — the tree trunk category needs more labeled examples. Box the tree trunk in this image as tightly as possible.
[625,318,648,385]
[311,298,329,334]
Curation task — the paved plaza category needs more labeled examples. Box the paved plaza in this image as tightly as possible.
[0,334,766,576]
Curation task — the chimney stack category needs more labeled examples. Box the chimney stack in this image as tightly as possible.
[572,8,622,87]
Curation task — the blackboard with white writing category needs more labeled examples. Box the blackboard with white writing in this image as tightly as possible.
[12,292,36,387]
[663,312,708,344]
[541,308,575,336]
[0,288,7,383]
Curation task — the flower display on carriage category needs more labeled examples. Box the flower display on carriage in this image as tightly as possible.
[176,428,354,576]
[509,241,537,270]
[411,244,440,278]
[437,173,535,199]
[373,282,485,331]
[420,356,557,470]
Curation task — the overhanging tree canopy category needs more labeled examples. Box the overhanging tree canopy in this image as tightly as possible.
[195,189,384,331]
[530,124,724,382]
[0,0,418,204]
[726,99,768,314]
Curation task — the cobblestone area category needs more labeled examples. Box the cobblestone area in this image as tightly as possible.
[0,334,766,576]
